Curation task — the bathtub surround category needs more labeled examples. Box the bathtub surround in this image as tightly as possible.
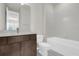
[46,3,79,41]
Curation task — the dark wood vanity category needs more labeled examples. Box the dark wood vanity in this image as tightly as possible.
[0,34,37,56]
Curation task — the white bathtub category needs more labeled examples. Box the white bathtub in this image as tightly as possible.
[47,37,79,56]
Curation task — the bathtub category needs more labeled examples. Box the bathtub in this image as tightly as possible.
[47,37,79,56]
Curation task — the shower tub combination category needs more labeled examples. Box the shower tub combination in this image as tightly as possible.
[37,35,79,56]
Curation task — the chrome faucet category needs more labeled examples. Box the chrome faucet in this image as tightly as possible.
[17,28,19,33]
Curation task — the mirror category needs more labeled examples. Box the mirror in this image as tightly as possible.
[6,5,19,32]
[0,3,31,33]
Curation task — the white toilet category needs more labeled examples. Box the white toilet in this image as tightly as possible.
[37,35,51,56]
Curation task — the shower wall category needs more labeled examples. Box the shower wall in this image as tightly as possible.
[46,3,79,41]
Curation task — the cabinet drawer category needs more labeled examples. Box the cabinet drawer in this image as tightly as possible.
[8,36,23,44]
[0,37,8,45]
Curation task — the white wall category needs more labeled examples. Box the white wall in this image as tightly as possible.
[45,4,55,37]
[30,4,45,35]
[19,5,31,32]
[0,3,5,31]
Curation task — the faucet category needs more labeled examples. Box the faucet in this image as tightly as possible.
[17,28,19,33]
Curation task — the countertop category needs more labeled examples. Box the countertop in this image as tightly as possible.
[0,31,36,37]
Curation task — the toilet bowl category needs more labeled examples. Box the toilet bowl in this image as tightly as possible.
[37,35,51,56]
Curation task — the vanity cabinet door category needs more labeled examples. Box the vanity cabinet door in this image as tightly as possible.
[21,35,37,56]
[8,43,21,56]
[21,40,34,56]
[0,45,9,56]
[0,37,8,45]
[0,43,20,56]
[21,40,36,56]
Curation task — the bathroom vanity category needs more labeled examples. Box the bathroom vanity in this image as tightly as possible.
[0,34,37,56]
